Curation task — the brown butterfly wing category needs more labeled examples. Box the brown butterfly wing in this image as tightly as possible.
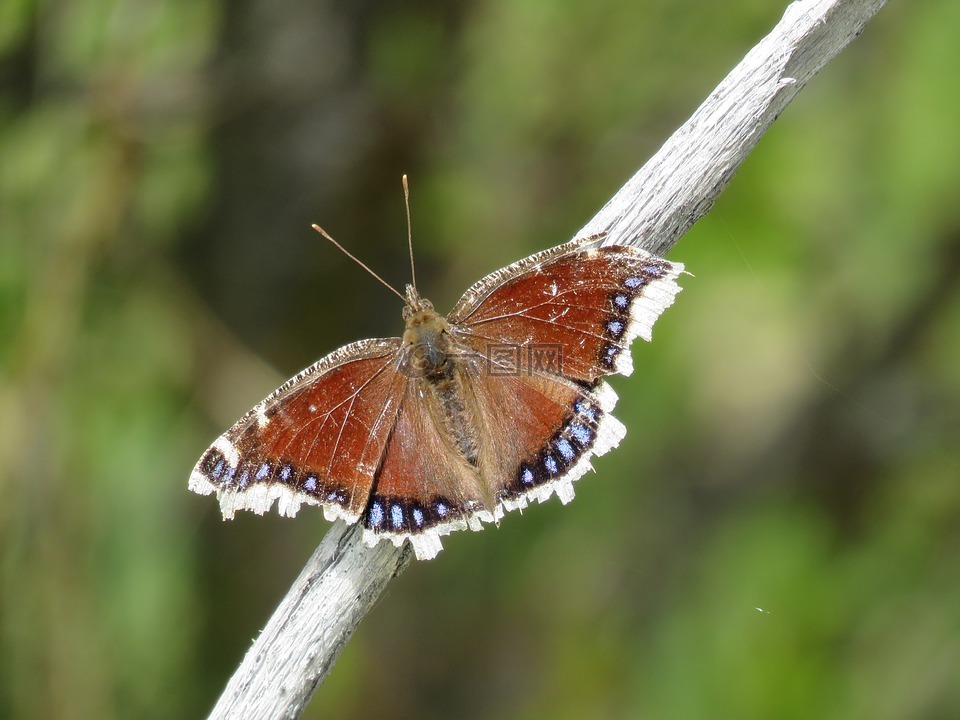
[448,236,684,381]
[468,366,626,514]
[436,235,682,526]
[358,352,627,560]
[189,338,407,524]
[358,365,497,559]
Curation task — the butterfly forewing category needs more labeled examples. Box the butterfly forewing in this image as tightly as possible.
[449,237,683,381]
[190,338,406,523]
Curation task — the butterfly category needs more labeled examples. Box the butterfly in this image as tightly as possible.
[190,218,683,560]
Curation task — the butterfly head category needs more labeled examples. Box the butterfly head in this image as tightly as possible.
[402,283,432,315]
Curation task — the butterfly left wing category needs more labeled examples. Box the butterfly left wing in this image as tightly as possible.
[189,338,407,525]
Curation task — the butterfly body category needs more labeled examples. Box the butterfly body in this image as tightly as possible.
[191,236,684,559]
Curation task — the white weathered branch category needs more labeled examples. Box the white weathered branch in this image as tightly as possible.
[205,1,887,717]
[208,522,409,719]
[586,0,887,254]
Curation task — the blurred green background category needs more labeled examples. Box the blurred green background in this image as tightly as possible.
[2,0,959,718]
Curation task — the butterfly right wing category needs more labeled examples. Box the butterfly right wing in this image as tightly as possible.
[448,236,683,382]
[444,237,683,521]
[468,367,625,515]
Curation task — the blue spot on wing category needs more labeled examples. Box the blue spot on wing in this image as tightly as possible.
[641,263,664,277]
[570,423,593,445]
[544,455,558,475]
[369,501,385,528]
[556,438,575,461]
[390,503,404,529]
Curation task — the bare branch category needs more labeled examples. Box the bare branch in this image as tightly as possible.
[587,0,887,255]
[205,1,887,717]
[209,523,409,719]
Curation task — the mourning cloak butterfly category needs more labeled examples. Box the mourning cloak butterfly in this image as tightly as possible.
[190,230,683,559]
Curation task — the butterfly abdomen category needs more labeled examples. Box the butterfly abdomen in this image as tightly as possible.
[431,372,482,466]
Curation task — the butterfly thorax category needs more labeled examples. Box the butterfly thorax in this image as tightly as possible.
[402,287,454,381]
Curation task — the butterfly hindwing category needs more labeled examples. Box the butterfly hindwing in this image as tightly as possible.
[359,353,627,560]
[469,367,626,513]
[361,366,496,559]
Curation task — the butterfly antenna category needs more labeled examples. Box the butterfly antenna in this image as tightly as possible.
[311,224,406,303]
[402,174,417,293]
